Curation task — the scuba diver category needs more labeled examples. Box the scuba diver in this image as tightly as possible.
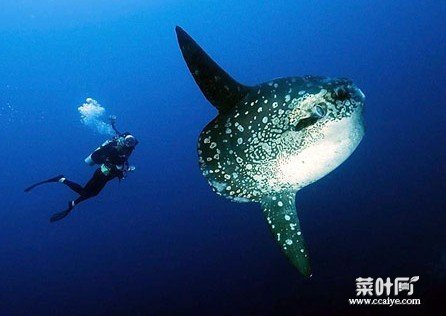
[25,116,138,222]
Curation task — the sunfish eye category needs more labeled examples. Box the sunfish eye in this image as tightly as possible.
[312,105,326,118]
[332,88,350,101]
[294,105,326,132]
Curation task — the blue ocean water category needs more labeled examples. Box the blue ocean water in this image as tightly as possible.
[0,1,445,314]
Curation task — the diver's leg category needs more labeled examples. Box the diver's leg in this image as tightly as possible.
[67,169,110,208]
[50,170,112,223]
[78,169,110,201]
[24,175,64,192]
[49,172,98,223]
[59,177,84,195]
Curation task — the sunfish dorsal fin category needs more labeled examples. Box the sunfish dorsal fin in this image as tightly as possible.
[261,192,311,277]
[175,26,251,113]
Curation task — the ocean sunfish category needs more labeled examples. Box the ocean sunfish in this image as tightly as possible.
[176,26,365,277]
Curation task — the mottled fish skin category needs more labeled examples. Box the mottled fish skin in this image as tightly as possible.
[176,26,365,277]
[198,76,365,202]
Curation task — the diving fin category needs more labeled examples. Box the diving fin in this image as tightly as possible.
[24,175,64,192]
[175,26,252,113]
[50,210,71,223]
[261,192,311,277]
[50,201,74,223]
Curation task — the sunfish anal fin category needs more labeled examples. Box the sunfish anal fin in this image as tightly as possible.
[175,26,252,113]
[261,192,312,277]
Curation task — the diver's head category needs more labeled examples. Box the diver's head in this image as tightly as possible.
[124,134,138,148]
[117,133,138,148]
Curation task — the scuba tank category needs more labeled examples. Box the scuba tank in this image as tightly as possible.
[84,155,95,166]
[84,139,113,166]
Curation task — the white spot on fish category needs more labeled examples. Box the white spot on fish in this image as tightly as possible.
[211,181,227,192]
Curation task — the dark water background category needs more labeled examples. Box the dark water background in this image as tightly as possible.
[0,1,444,315]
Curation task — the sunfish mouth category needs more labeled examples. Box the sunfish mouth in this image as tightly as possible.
[350,85,365,102]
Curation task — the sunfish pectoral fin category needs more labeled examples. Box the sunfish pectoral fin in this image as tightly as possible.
[175,26,252,113]
[261,192,311,277]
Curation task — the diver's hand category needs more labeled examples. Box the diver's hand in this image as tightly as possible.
[109,115,117,125]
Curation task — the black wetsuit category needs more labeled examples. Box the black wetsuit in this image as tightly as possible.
[24,134,137,222]
[62,168,116,205]
[63,138,135,206]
